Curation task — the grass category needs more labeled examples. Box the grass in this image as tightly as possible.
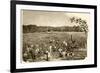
[23,32,87,62]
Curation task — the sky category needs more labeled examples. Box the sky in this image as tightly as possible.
[21,10,90,27]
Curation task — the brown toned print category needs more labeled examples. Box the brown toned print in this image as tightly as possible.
[21,10,90,62]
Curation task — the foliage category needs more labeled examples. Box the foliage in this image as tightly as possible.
[23,32,87,62]
[70,17,88,34]
[23,25,83,33]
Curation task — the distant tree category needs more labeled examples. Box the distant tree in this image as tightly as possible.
[73,26,82,32]
[23,24,37,33]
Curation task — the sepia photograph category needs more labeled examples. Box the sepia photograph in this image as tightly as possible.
[22,10,89,62]
[11,1,97,72]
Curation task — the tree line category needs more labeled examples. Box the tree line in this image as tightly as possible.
[23,25,84,33]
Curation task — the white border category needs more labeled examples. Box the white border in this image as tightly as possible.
[16,4,94,69]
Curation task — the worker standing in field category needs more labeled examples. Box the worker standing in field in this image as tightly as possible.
[45,51,49,61]
[58,48,63,57]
